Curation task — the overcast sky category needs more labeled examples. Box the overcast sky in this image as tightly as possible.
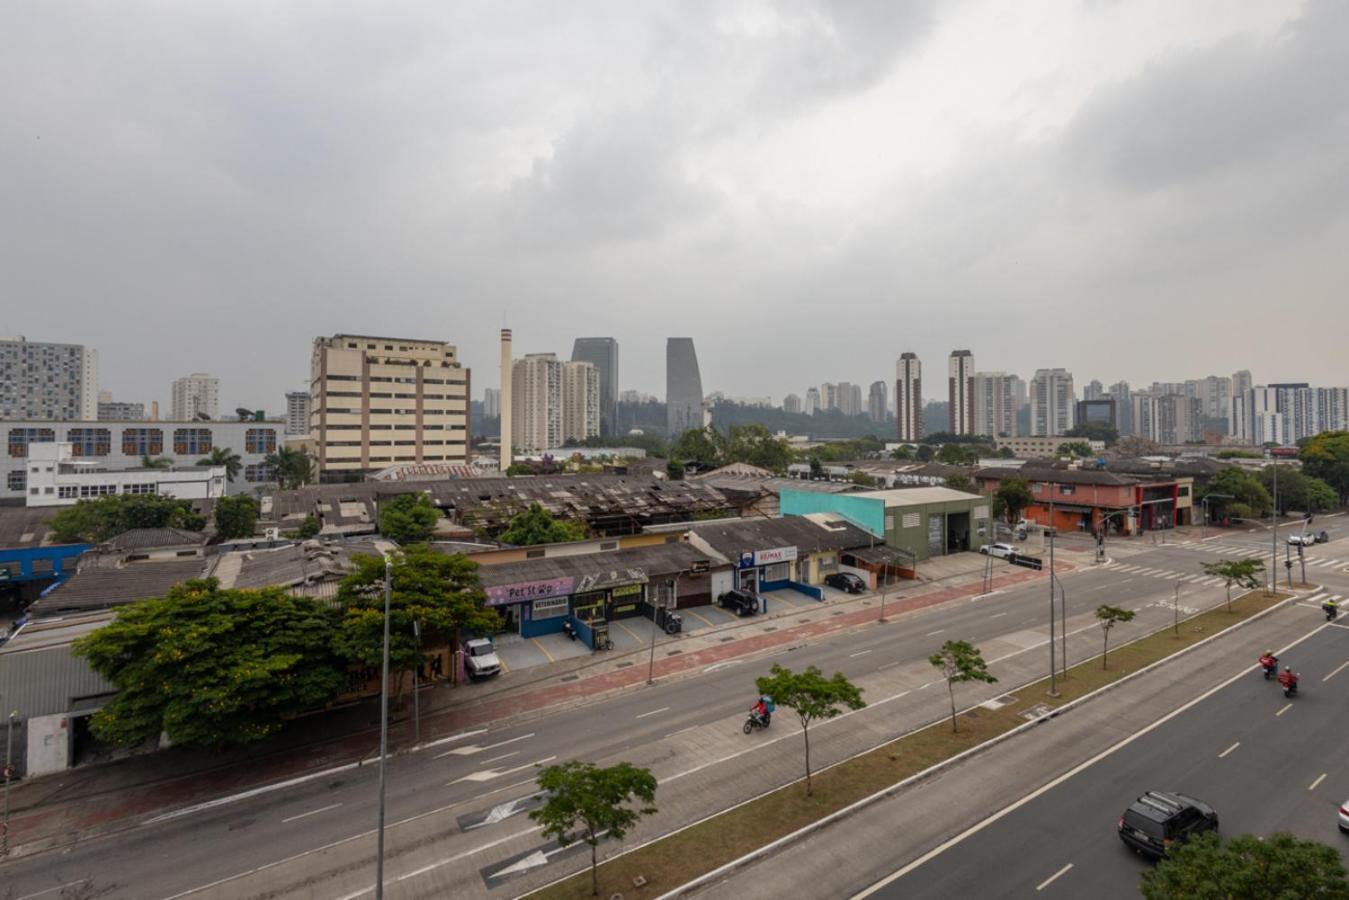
[4,0,1347,412]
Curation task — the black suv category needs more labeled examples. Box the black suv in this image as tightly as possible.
[1118,791,1218,858]
[717,589,761,616]
[825,573,866,594]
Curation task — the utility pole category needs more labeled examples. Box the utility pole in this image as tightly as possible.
[1271,455,1279,595]
[1047,529,1058,697]
[648,577,669,686]
[3,709,15,858]
[412,619,422,746]
[375,554,392,900]
[1173,584,1180,636]
[1299,544,1307,586]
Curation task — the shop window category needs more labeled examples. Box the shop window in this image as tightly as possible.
[122,428,164,456]
[533,597,569,619]
[59,485,78,499]
[572,592,605,623]
[245,428,277,454]
[1060,485,1075,496]
[6,470,25,492]
[68,428,112,456]
[764,562,791,582]
[173,428,213,455]
[8,428,55,458]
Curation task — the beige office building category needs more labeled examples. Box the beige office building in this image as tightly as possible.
[310,334,470,480]
[561,360,600,443]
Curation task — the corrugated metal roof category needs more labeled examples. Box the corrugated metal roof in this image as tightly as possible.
[0,613,117,720]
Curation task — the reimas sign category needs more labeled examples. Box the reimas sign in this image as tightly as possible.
[751,546,798,566]
[485,577,576,607]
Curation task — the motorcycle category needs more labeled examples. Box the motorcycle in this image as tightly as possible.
[663,612,683,635]
[743,709,771,734]
[1278,671,1300,698]
[562,620,577,641]
[1260,657,1278,680]
[1325,604,1339,622]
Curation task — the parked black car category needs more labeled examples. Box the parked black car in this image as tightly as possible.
[717,589,761,616]
[1118,791,1218,858]
[824,572,866,594]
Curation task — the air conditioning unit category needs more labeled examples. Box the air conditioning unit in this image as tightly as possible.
[264,527,280,540]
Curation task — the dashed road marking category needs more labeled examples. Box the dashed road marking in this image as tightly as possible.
[1036,863,1073,891]
[1276,703,1293,717]
[1218,741,1240,759]
[1311,773,1328,791]
[635,706,671,719]
[282,803,343,824]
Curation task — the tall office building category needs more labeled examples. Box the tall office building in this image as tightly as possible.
[837,382,863,416]
[947,350,975,435]
[483,387,501,419]
[1083,380,1105,402]
[0,336,98,420]
[867,381,888,423]
[561,360,600,443]
[972,372,1018,438]
[1076,398,1118,430]
[804,387,820,416]
[896,353,922,442]
[820,382,839,411]
[1029,368,1075,437]
[310,334,469,480]
[783,393,802,415]
[512,353,563,452]
[171,373,220,421]
[284,391,311,436]
[666,338,704,436]
[1108,380,1132,435]
[1196,375,1232,429]
[570,337,619,437]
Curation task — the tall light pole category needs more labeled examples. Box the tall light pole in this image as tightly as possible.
[1051,570,1068,681]
[2,709,15,858]
[375,553,393,900]
[1270,455,1279,595]
[1047,528,1058,697]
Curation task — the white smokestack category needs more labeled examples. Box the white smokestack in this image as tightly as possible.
[499,328,513,473]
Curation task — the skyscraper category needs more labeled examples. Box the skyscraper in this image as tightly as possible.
[561,360,601,443]
[804,387,820,415]
[666,338,704,436]
[1083,380,1105,401]
[512,353,563,452]
[1030,368,1075,437]
[837,382,862,416]
[821,382,839,411]
[867,381,888,423]
[896,353,922,442]
[947,350,975,435]
[171,373,219,421]
[483,387,501,419]
[570,337,619,437]
[783,393,802,414]
[0,336,98,420]
[972,372,1018,437]
[284,391,311,436]
[1108,380,1132,435]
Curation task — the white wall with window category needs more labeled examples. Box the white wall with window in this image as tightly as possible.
[23,443,227,507]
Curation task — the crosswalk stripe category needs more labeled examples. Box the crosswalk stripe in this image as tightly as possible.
[1307,592,1329,604]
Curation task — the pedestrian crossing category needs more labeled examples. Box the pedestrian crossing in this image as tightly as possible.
[1304,592,1345,609]
[1100,561,1226,586]
[1181,541,1349,570]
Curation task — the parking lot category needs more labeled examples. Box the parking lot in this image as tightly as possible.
[493,583,857,674]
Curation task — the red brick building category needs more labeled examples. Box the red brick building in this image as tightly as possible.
[975,465,1189,535]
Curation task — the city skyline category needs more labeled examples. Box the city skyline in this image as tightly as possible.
[5,2,1347,408]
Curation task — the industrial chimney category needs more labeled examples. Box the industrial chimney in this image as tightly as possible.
[499,328,513,473]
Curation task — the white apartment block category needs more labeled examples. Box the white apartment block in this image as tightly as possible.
[0,336,98,421]
[1231,384,1349,446]
[561,360,600,443]
[285,391,311,436]
[972,372,1018,438]
[483,387,501,419]
[947,350,975,435]
[1030,368,1075,437]
[21,442,226,507]
[895,353,922,442]
[512,354,562,452]
[804,387,821,416]
[310,334,470,480]
[2,419,281,502]
[171,373,220,421]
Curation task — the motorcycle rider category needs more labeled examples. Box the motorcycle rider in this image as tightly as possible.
[1324,597,1339,621]
[1278,666,1300,693]
[1259,650,1278,678]
[751,696,771,727]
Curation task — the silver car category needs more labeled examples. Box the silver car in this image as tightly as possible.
[980,542,1016,559]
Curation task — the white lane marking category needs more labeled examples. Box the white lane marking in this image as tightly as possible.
[281,802,343,824]
[850,650,873,658]
[704,660,744,674]
[421,727,488,749]
[853,620,1330,899]
[450,756,555,785]
[665,725,698,739]
[1323,661,1349,683]
[1036,863,1073,892]
[1311,773,1328,791]
[17,883,90,900]
[1218,741,1240,759]
[926,629,945,636]
[990,612,1008,618]
[636,706,671,719]
[437,732,535,759]
[332,825,541,900]
[1276,703,1293,717]
[480,751,520,766]
[143,760,363,825]
[877,661,902,671]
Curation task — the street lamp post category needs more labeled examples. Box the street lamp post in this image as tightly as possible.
[1271,456,1280,595]
[648,578,670,687]
[375,553,393,900]
[3,709,15,859]
[1047,528,1058,697]
[1173,584,1180,636]
[1051,570,1068,680]
[412,619,422,746]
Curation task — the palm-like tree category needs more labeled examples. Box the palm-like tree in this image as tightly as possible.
[265,446,313,490]
[141,455,173,469]
[199,446,243,482]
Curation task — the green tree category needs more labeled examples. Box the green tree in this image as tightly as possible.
[141,455,172,469]
[73,579,345,748]
[995,478,1033,524]
[296,514,320,539]
[1257,467,1339,514]
[1201,558,1265,611]
[198,446,243,482]
[809,457,824,479]
[378,493,440,543]
[1301,430,1349,503]
[671,426,723,467]
[928,640,997,733]
[1141,831,1349,900]
[890,445,914,460]
[1095,605,1136,669]
[849,470,878,487]
[213,495,258,541]
[498,501,587,545]
[1055,441,1094,459]
[333,545,499,698]
[722,424,794,472]
[1200,467,1271,521]
[666,458,685,480]
[530,761,658,898]
[50,494,206,544]
[935,444,981,465]
[264,446,313,490]
[945,473,973,491]
[915,444,935,462]
[755,664,866,796]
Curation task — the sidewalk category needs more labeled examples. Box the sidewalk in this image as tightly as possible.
[2,553,1064,856]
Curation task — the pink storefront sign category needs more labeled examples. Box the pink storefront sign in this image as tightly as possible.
[485,577,576,607]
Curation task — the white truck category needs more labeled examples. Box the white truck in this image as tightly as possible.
[464,637,502,680]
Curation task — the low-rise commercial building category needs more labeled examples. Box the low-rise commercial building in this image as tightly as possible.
[21,443,226,507]
[780,486,989,561]
[992,435,1105,458]
[974,465,1189,534]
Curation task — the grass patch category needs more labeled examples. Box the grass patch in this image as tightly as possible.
[529,590,1289,900]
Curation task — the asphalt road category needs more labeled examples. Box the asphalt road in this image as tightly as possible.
[861,616,1349,899]
[4,516,1346,900]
